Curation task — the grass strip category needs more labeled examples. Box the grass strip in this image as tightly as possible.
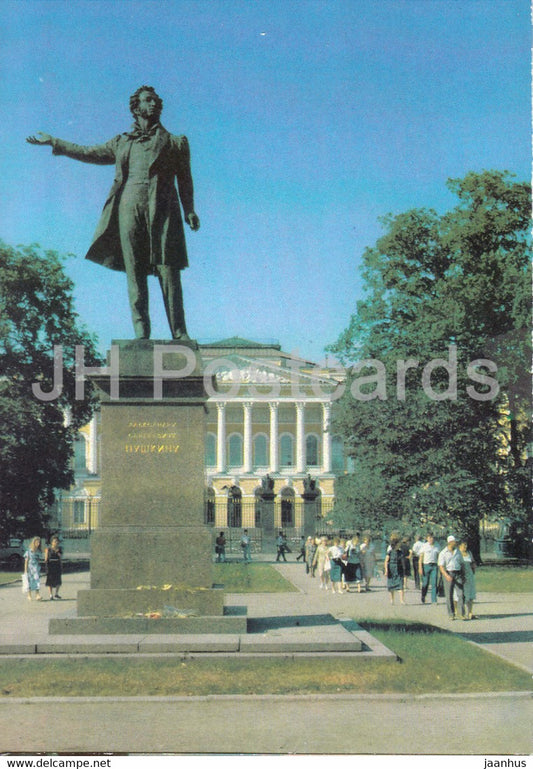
[0,620,530,697]
[474,566,533,593]
[213,563,297,592]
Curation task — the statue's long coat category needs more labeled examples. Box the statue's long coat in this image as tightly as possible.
[52,127,195,273]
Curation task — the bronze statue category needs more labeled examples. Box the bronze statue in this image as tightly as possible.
[27,86,200,340]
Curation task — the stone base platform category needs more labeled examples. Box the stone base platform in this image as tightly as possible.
[1,614,400,659]
[49,606,248,636]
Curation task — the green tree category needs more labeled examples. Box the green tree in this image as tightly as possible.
[0,242,103,539]
[329,171,531,559]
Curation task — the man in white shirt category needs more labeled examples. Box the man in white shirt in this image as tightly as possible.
[438,535,465,619]
[419,533,440,604]
[240,530,252,563]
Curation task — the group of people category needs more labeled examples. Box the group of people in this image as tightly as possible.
[214,530,253,563]
[22,535,63,602]
[303,533,377,595]
[385,531,477,618]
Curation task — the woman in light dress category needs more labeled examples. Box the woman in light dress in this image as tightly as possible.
[360,532,376,592]
[312,537,331,591]
[24,537,42,601]
[327,538,345,594]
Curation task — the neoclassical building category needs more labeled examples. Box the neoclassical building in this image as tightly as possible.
[57,338,347,547]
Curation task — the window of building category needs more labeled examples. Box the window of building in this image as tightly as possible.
[280,487,295,527]
[73,499,86,524]
[280,434,294,467]
[205,433,216,467]
[332,435,345,473]
[253,434,268,468]
[73,436,87,473]
[227,486,242,528]
[228,434,243,468]
[306,434,319,466]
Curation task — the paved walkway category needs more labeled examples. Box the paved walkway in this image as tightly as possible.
[0,562,531,754]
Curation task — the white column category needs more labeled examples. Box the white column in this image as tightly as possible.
[88,415,98,474]
[243,401,253,473]
[296,401,306,473]
[269,402,279,473]
[216,402,226,473]
[322,402,332,473]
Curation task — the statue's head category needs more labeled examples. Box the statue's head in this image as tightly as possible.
[129,85,163,120]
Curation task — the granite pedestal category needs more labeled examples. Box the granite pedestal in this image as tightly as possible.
[51,340,246,635]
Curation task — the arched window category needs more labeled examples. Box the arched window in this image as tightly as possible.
[280,486,295,527]
[228,434,243,468]
[280,434,294,467]
[332,435,345,473]
[227,486,242,528]
[253,434,268,468]
[205,433,216,467]
[306,434,319,466]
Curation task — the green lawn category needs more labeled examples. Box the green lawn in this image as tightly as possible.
[213,562,297,592]
[0,572,19,585]
[0,620,530,697]
[475,565,533,593]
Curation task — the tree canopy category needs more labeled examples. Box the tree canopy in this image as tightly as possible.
[0,242,102,539]
[328,171,531,556]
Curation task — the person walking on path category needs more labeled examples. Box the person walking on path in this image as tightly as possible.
[304,536,316,575]
[459,540,477,619]
[240,530,252,563]
[438,535,465,620]
[276,531,288,562]
[344,533,363,593]
[44,536,63,600]
[327,538,344,594]
[419,532,440,604]
[411,535,424,590]
[215,532,226,563]
[399,536,412,591]
[312,537,331,591]
[384,533,405,605]
[360,532,377,591]
[24,537,42,602]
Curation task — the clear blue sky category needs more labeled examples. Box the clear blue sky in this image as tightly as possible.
[1,0,530,363]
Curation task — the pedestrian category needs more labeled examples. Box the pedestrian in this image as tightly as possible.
[45,535,63,600]
[459,540,477,619]
[304,536,316,575]
[344,533,363,593]
[275,530,288,562]
[411,535,424,590]
[360,532,376,591]
[215,531,226,563]
[312,537,330,590]
[327,538,344,594]
[240,529,252,563]
[24,537,42,601]
[400,536,412,591]
[419,532,440,604]
[296,536,306,562]
[384,533,405,605]
[438,535,465,620]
